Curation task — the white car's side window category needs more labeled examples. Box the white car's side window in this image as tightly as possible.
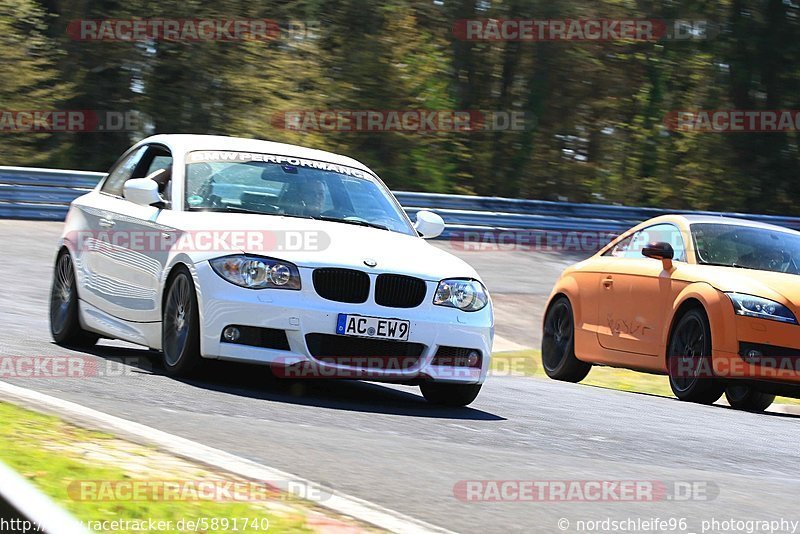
[101,146,148,197]
[139,147,173,205]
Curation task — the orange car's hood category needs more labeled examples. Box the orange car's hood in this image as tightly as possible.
[679,264,800,307]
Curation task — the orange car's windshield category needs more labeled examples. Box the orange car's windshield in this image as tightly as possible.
[692,223,800,274]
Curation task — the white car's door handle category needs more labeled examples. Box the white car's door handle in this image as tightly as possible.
[98,218,115,228]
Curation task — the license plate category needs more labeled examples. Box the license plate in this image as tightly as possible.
[336,314,410,341]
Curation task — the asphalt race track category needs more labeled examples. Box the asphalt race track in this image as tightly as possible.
[1,220,798,533]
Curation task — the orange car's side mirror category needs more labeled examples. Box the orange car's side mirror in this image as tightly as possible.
[642,241,674,270]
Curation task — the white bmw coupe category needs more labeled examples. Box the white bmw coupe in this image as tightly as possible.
[50,135,493,406]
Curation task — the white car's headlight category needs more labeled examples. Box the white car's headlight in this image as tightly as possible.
[434,279,488,312]
[210,255,301,290]
[725,292,797,324]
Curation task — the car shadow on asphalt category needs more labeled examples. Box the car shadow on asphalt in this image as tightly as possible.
[78,343,506,421]
[582,383,800,419]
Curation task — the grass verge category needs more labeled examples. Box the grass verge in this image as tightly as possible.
[0,401,366,533]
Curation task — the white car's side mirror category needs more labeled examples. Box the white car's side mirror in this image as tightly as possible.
[123,178,162,207]
[414,210,445,239]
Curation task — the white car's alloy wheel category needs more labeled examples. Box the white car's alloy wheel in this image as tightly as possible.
[49,251,98,348]
[50,253,74,332]
[162,269,202,376]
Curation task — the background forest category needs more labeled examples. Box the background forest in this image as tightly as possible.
[2,0,798,214]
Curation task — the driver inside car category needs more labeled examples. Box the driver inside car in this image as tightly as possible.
[301,179,327,217]
[145,166,172,205]
[186,163,219,207]
[281,178,327,217]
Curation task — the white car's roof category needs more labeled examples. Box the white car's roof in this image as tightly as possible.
[138,134,375,174]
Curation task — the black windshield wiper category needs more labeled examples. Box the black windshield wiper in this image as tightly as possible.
[188,206,268,215]
[188,207,387,229]
[190,206,320,220]
[318,216,388,231]
[700,261,747,269]
[278,213,318,221]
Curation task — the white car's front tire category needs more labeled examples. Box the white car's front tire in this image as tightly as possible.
[162,267,203,377]
[419,382,482,407]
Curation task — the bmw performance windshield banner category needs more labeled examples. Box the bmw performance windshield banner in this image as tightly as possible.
[186,150,372,179]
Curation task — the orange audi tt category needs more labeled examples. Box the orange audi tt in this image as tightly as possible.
[542,214,800,412]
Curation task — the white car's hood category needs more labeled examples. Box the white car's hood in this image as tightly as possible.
[159,211,479,281]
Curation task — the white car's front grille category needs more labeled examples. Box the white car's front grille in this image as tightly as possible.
[312,268,370,303]
[312,268,427,308]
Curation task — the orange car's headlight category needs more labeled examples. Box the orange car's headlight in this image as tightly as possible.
[725,292,798,325]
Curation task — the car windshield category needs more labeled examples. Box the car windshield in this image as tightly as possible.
[184,150,415,236]
[691,223,800,274]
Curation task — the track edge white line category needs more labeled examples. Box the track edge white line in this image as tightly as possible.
[0,380,454,534]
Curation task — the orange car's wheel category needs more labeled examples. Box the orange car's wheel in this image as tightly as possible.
[725,385,775,413]
[667,308,724,404]
[542,297,591,382]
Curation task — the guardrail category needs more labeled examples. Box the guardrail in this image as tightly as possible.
[3,165,800,237]
[0,167,104,222]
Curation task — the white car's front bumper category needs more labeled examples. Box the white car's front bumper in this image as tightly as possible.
[194,262,493,384]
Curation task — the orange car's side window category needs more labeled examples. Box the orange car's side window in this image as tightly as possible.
[603,224,687,261]
[606,234,635,257]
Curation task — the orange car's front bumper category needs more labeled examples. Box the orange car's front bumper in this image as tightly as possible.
[710,316,800,385]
